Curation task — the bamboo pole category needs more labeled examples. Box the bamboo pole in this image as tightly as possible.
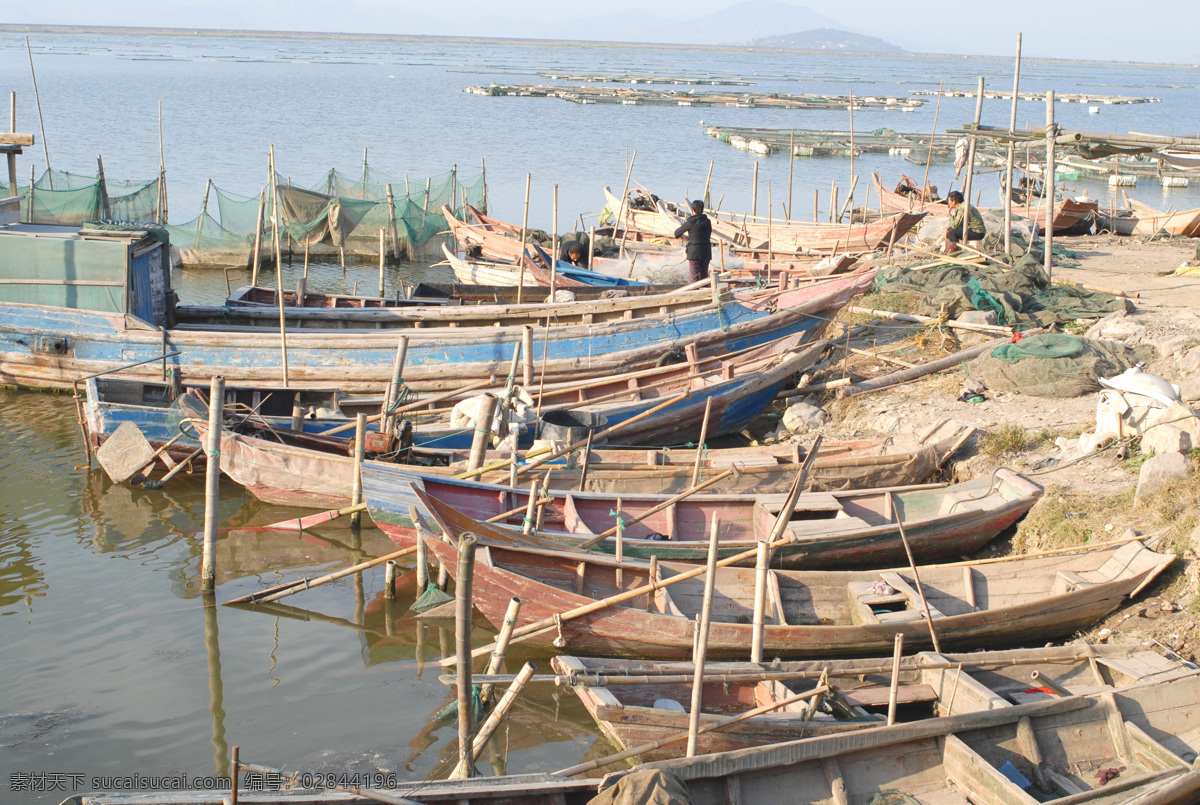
[382,336,408,432]
[574,468,735,549]
[550,184,559,297]
[386,184,401,258]
[555,685,830,777]
[1045,90,1056,281]
[813,188,818,223]
[886,633,903,726]
[480,597,522,706]
[378,229,386,298]
[201,375,224,591]
[787,131,795,220]
[703,160,714,208]
[157,100,167,223]
[616,150,637,259]
[750,540,769,663]
[521,477,541,536]
[751,161,759,218]
[515,174,531,303]
[466,394,499,474]
[449,534,479,780]
[614,496,624,588]
[268,146,289,386]
[250,191,265,283]
[521,325,534,388]
[471,661,536,760]
[839,335,1018,398]
[691,396,713,488]
[349,414,366,527]
[415,508,430,593]
[25,37,52,185]
[323,377,493,439]
[1004,34,1023,257]
[848,91,855,194]
[384,560,396,600]
[961,77,985,243]
[830,184,839,224]
[587,225,596,271]
[921,80,944,204]
[686,516,720,757]
[889,491,941,653]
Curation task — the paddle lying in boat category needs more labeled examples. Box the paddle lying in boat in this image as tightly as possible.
[366,465,1042,570]
[551,644,1198,761]
[417,501,1173,660]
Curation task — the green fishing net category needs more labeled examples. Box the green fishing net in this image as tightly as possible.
[410,581,455,613]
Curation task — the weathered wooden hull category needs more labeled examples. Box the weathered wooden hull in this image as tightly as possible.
[1128,201,1200,237]
[367,468,1042,570]
[421,533,1168,660]
[0,269,873,390]
[871,172,949,215]
[553,644,1195,760]
[184,337,827,508]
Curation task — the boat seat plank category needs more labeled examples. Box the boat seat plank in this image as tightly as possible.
[841,683,938,708]
[879,571,946,619]
[787,517,872,538]
[765,492,843,513]
[1051,570,1092,596]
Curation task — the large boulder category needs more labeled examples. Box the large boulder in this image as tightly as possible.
[781,401,828,434]
[1134,452,1189,504]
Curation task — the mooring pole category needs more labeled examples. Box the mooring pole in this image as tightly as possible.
[1004,34,1023,256]
[1044,90,1057,281]
[450,534,480,779]
[201,375,225,591]
[961,77,985,244]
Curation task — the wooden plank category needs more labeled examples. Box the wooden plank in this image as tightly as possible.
[722,775,743,805]
[1045,770,1084,796]
[1100,692,1131,763]
[1125,721,1189,771]
[841,684,937,708]
[879,571,945,619]
[821,758,849,805]
[1016,715,1048,790]
[0,133,34,146]
[943,733,1041,805]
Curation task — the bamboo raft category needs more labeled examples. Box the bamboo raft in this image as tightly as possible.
[466,84,925,111]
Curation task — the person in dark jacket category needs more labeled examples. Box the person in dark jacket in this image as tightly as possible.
[559,239,586,267]
[945,190,986,254]
[673,200,713,282]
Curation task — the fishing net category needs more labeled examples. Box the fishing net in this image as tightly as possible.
[2,170,162,226]
[586,769,693,805]
[967,335,1153,398]
[433,684,485,723]
[410,581,455,613]
[164,213,254,257]
[866,794,922,805]
[214,186,262,235]
[872,259,1133,328]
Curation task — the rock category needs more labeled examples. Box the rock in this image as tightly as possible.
[961,378,987,395]
[1180,347,1200,377]
[1180,378,1200,403]
[1141,423,1191,456]
[1163,401,1200,446]
[1134,451,1189,503]
[1097,628,1113,643]
[1084,309,1126,340]
[1096,318,1146,342]
[1189,524,1200,556]
[781,401,827,434]
[1156,334,1189,357]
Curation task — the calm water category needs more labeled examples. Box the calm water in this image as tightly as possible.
[1,31,1199,801]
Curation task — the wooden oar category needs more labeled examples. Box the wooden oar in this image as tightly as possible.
[222,543,417,606]
[553,685,829,777]
[889,490,942,653]
[574,467,736,550]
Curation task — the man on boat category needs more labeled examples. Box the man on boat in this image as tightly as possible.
[945,190,986,255]
[673,199,712,282]
[559,239,587,267]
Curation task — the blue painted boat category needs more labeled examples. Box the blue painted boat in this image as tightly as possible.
[0,220,875,391]
[178,333,828,509]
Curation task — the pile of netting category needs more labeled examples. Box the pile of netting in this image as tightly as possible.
[0,169,163,226]
[966,333,1153,398]
[871,256,1134,328]
[166,166,487,265]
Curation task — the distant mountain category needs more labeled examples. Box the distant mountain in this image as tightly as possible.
[521,1,847,46]
[750,28,904,53]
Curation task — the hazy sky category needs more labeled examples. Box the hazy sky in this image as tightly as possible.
[3,0,1199,63]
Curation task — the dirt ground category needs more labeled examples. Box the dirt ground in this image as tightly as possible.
[775,234,1200,663]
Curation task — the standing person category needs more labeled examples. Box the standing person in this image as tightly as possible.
[945,190,986,255]
[673,199,713,282]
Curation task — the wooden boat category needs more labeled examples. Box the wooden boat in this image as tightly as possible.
[554,644,1197,760]
[0,220,876,390]
[629,671,1200,805]
[447,202,864,286]
[418,505,1172,659]
[180,335,830,508]
[605,187,926,254]
[70,676,1200,804]
[1128,198,1200,237]
[439,243,657,289]
[226,285,409,308]
[998,170,1099,234]
[871,171,949,214]
[368,465,1042,569]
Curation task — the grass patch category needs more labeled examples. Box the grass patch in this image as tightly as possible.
[1032,428,1062,449]
[1013,469,1200,558]
[980,423,1029,458]
[861,290,923,316]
